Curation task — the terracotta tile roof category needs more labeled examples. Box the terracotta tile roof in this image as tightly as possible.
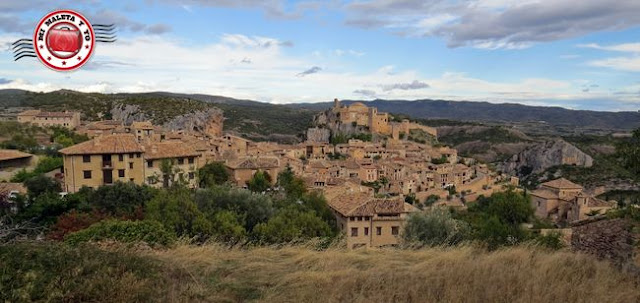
[18,110,40,116]
[131,121,154,129]
[0,149,32,162]
[59,134,143,155]
[530,189,558,199]
[143,141,201,160]
[585,196,616,208]
[35,111,77,118]
[541,178,583,190]
[0,182,26,194]
[227,157,279,169]
[327,189,407,217]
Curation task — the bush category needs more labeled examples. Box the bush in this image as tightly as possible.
[47,210,109,241]
[252,207,333,243]
[198,161,229,188]
[403,208,470,247]
[534,231,565,250]
[24,175,61,198]
[0,242,166,302]
[65,219,175,246]
[145,187,211,239]
[195,186,274,232]
[247,170,272,192]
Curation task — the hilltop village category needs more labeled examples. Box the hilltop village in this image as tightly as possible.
[1,99,616,248]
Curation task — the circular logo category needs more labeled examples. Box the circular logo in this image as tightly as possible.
[33,10,95,71]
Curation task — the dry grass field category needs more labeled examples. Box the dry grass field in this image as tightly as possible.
[146,244,640,303]
[3,242,639,303]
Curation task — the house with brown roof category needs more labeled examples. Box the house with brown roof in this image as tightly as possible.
[143,141,202,188]
[530,178,615,223]
[225,156,280,188]
[324,183,418,248]
[17,110,81,129]
[59,134,145,192]
[0,149,34,170]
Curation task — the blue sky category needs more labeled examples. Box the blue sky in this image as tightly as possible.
[1,0,640,111]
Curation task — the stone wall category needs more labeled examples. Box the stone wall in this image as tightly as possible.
[571,218,636,265]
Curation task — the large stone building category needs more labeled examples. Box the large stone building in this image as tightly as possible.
[17,110,81,129]
[59,134,204,192]
[59,134,146,192]
[530,178,615,223]
[324,183,418,248]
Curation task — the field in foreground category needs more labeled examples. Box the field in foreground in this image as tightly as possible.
[2,242,639,303]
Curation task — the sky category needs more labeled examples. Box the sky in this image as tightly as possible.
[1,0,640,111]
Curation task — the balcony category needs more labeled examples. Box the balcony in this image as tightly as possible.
[102,161,113,169]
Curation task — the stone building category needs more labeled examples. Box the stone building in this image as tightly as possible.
[225,156,280,188]
[59,134,145,192]
[530,178,615,223]
[143,141,202,188]
[17,110,81,129]
[324,183,418,248]
[0,149,34,170]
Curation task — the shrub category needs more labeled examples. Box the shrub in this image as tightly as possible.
[534,231,565,250]
[65,219,175,246]
[47,210,109,241]
[145,187,211,238]
[0,242,166,302]
[252,207,333,243]
[198,161,229,188]
[403,208,470,247]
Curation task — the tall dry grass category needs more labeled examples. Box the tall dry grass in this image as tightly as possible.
[145,243,640,303]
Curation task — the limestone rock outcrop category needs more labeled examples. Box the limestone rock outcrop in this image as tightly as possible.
[164,108,224,137]
[499,139,593,175]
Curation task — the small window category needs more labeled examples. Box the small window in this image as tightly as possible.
[188,172,195,180]
[364,227,369,236]
[351,227,358,237]
[178,158,185,165]
[349,217,355,222]
[129,178,134,182]
[147,160,153,168]
[83,170,91,179]
[376,226,382,235]
[129,153,134,158]
[188,157,195,164]
[118,154,124,162]
[136,153,141,158]
[392,226,399,236]
[118,169,125,178]
[82,155,91,163]
[129,162,133,169]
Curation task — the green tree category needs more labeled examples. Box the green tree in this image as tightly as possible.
[616,128,640,177]
[17,192,74,224]
[24,175,61,198]
[160,159,175,188]
[210,210,247,243]
[88,182,155,217]
[145,187,212,238]
[252,206,333,243]
[277,165,306,198]
[403,208,470,247]
[247,170,272,193]
[195,186,274,232]
[198,162,229,188]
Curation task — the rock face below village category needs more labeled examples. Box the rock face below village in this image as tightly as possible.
[498,139,593,175]
[164,108,224,137]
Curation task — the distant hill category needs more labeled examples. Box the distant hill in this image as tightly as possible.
[0,89,314,142]
[290,99,640,130]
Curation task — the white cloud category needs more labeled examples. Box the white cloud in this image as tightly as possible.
[580,42,640,72]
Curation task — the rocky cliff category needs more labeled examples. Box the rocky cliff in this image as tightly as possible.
[164,108,224,137]
[498,139,593,175]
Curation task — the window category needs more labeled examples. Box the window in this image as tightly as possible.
[136,153,141,158]
[129,162,133,169]
[188,157,194,164]
[391,226,399,236]
[188,172,195,180]
[82,155,91,163]
[537,201,541,207]
[129,153,134,158]
[178,158,185,165]
[118,154,124,161]
[349,217,355,222]
[351,227,358,237]
[118,169,125,178]
[364,227,369,236]
[147,160,153,168]
[376,226,382,235]
[83,170,91,179]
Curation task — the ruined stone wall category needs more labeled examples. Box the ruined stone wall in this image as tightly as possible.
[571,218,636,265]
